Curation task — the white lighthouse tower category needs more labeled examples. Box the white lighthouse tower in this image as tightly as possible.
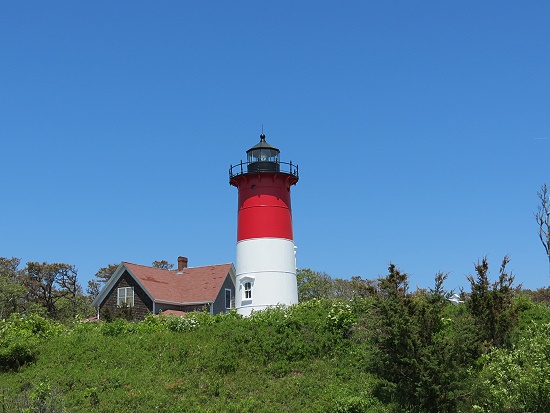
[229,134,299,316]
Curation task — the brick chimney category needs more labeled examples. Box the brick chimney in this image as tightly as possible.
[177,256,188,272]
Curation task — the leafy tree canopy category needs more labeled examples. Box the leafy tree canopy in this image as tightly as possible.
[152,260,174,270]
[0,257,26,318]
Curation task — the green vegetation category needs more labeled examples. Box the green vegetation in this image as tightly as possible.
[1,301,386,412]
[2,258,550,412]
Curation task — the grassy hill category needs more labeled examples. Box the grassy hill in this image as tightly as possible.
[1,300,387,413]
[2,292,550,412]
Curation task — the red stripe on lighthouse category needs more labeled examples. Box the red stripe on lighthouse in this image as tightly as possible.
[232,174,296,242]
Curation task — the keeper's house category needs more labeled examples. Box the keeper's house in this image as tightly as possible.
[91,257,235,320]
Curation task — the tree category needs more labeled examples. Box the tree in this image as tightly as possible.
[523,286,550,305]
[368,264,418,407]
[349,275,378,298]
[362,265,480,412]
[332,277,356,300]
[87,263,119,299]
[297,269,375,301]
[466,256,519,349]
[296,268,334,301]
[22,262,80,319]
[86,279,101,299]
[93,263,119,283]
[0,257,25,318]
[57,266,82,318]
[152,260,174,270]
[535,183,550,276]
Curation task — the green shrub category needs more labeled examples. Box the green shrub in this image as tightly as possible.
[359,267,480,413]
[165,313,201,332]
[516,294,550,330]
[101,307,112,322]
[0,299,383,412]
[1,382,65,412]
[472,322,550,412]
[333,395,386,413]
[100,317,135,336]
[0,314,61,371]
[327,301,355,335]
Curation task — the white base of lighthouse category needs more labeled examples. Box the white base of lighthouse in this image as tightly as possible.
[235,238,298,316]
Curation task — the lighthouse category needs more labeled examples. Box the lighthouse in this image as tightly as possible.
[229,134,299,316]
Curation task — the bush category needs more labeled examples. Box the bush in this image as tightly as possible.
[1,382,65,412]
[165,313,202,332]
[472,322,550,412]
[100,318,135,336]
[327,301,355,335]
[0,314,61,371]
[359,267,480,413]
[516,294,550,331]
[333,395,386,413]
[0,299,400,411]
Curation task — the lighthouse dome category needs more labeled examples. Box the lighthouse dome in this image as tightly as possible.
[246,134,280,173]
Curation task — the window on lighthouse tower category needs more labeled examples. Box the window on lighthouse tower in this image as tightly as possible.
[244,282,252,300]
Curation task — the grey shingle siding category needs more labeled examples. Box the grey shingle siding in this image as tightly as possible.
[212,274,236,314]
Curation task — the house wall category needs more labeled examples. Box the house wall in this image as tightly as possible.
[100,270,153,320]
[155,302,209,314]
[212,274,236,314]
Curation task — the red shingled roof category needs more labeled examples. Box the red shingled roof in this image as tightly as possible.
[161,309,187,316]
[124,262,233,305]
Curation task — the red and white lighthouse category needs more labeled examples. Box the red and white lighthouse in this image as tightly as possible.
[229,134,299,316]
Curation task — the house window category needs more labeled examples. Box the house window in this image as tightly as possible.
[244,282,252,300]
[117,287,134,307]
[225,289,232,309]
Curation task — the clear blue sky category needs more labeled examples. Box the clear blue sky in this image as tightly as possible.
[1,1,549,292]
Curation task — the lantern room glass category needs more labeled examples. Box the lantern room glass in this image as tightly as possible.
[247,148,279,164]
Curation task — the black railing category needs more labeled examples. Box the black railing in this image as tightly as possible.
[229,160,299,179]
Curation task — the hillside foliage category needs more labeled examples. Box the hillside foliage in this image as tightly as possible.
[2,257,550,412]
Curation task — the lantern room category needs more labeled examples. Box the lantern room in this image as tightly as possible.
[246,134,280,173]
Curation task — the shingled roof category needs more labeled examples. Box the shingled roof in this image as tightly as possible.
[124,262,233,304]
[91,261,235,307]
